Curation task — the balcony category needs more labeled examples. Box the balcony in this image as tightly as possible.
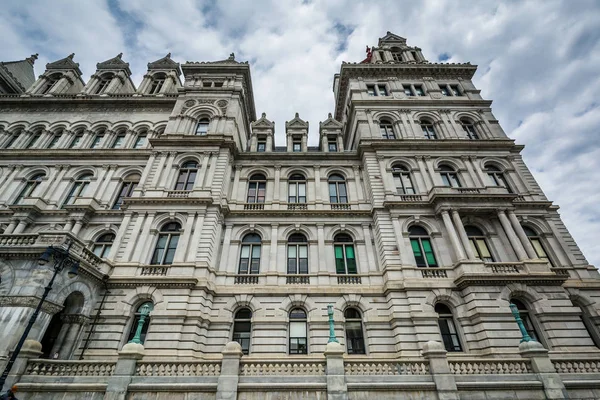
[287,203,308,211]
[234,274,259,284]
[140,266,169,276]
[62,197,102,212]
[8,197,48,212]
[166,190,191,198]
[243,203,265,210]
[337,275,362,284]
[330,203,351,211]
[286,275,310,284]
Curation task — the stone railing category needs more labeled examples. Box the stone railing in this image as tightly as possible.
[330,203,351,211]
[456,188,481,194]
[286,275,310,284]
[345,361,429,375]
[553,359,600,374]
[398,194,424,202]
[244,203,264,210]
[422,269,448,278]
[136,361,221,376]
[25,360,116,376]
[140,266,169,276]
[287,203,308,210]
[448,359,531,375]
[0,233,38,246]
[485,262,522,274]
[550,267,570,277]
[166,190,191,198]
[240,360,326,376]
[234,275,259,284]
[337,275,362,284]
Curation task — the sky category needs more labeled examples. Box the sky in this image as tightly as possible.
[1,0,599,267]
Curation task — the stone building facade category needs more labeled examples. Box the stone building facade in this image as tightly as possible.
[0,32,599,399]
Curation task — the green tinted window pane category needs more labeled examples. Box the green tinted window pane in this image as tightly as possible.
[411,239,422,256]
[347,258,357,274]
[423,239,437,266]
[335,258,346,274]
[345,245,355,259]
[477,239,491,258]
[334,245,343,259]
[531,239,547,258]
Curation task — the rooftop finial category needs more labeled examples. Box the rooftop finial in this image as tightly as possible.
[26,53,39,65]
[117,52,123,59]
[328,112,332,119]
[228,53,235,60]
[261,112,266,118]
[68,53,75,59]
[295,112,299,118]
[166,52,171,58]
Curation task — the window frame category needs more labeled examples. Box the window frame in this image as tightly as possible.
[195,118,210,135]
[391,165,415,195]
[47,131,63,149]
[334,234,357,274]
[89,131,105,149]
[510,299,545,346]
[93,233,115,258]
[26,132,42,149]
[328,174,348,204]
[232,308,252,355]
[150,222,181,265]
[62,173,92,206]
[439,165,461,188]
[380,120,396,139]
[408,226,438,268]
[112,176,139,210]
[14,173,45,204]
[68,133,83,149]
[289,308,308,355]
[3,131,20,148]
[287,233,308,274]
[420,120,437,140]
[238,234,262,275]
[435,303,463,352]
[287,174,306,204]
[174,161,198,191]
[133,132,147,149]
[522,226,554,267]
[344,308,366,355]
[126,301,154,345]
[247,174,267,203]
[485,165,512,193]
[460,119,479,139]
[464,225,494,262]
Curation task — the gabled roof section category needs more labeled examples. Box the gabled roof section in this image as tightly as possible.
[251,112,274,129]
[378,31,407,46]
[320,113,343,129]
[148,53,181,76]
[286,113,309,129]
[46,53,82,75]
[0,54,37,92]
[97,53,131,75]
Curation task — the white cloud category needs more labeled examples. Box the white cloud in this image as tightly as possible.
[1,0,599,266]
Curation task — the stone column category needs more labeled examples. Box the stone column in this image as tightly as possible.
[422,341,459,400]
[519,341,567,400]
[198,153,211,189]
[3,219,18,234]
[269,224,278,273]
[314,166,322,206]
[104,343,144,400]
[220,224,234,273]
[378,156,394,193]
[273,165,281,205]
[59,315,85,359]
[352,165,363,202]
[317,224,328,275]
[508,210,537,259]
[441,210,466,261]
[174,213,194,263]
[336,135,344,152]
[13,219,29,234]
[134,213,156,263]
[107,212,132,260]
[362,223,378,271]
[0,165,22,200]
[63,219,74,232]
[205,152,218,189]
[324,341,348,400]
[71,219,84,236]
[216,342,243,400]
[497,210,528,261]
[451,210,476,260]
[266,135,273,152]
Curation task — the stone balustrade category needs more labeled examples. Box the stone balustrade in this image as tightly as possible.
[345,360,430,375]
[0,233,38,246]
[448,359,531,374]
[485,262,522,274]
[240,360,326,376]
[136,361,221,376]
[553,359,600,374]
[25,359,116,376]
[140,266,169,276]
[422,269,449,278]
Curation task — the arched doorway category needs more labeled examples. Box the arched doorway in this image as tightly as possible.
[40,292,85,359]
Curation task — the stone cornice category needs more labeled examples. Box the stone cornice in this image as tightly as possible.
[0,295,64,314]
[107,277,198,289]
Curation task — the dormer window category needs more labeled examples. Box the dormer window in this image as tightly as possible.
[390,47,402,62]
[95,75,112,94]
[328,136,338,152]
[40,74,61,94]
[440,84,463,97]
[149,74,165,94]
[367,84,387,96]
[414,85,425,96]
[292,137,302,152]
[257,138,266,152]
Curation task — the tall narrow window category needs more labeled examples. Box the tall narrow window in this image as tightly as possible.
[257,138,266,152]
[409,226,438,267]
[232,308,252,355]
[112,174,140,209]
[89,131,105,149]
[380,120,396,139]
[95,76,111,94]
[247,173,266,203]
[3,131,20,148]
[133,132,147,149]
[14,173,44,204]
[485,165,512,193]
[47,130,63,149]
[239,234,261,274]
[391,48,402,62]
[127,302,154,344]
[292,137,302,152]
[420,120,437,139]
[63,173,92,206]
[289,308,308,354]
[69,132,83,149]
[392,165,415,194]
[174,161,198,191]
[288,233,308,274]
[465,226,494,262]
[414,85,425,96]
[195,119,209,135]
[149,75,165,94]
[26,132,42,149]
[328,174,348,204]
[40,74,60,94]
[111,132,126,148]
[403,85,413,96]
[522,226,553,266]
[288,174,306,203]
[510,299,543,344]
[334,234,357,274]
[150,222,181,265]
[435,304,463,352]
[345,308,365,354]
[439,165,461,188]
[93,233,115,258]
[460,118,479,139]
[328,136,338,152]
[450,85,462,96]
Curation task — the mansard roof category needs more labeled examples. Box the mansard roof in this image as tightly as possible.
[378,31,407,46]
[286,113,309,130]
[0,54,37,92]
[148,53,181,76]
[46,53,82,75]
[96,53,131,75]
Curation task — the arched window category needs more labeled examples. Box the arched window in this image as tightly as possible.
[89,129,105,149]
[287,233,308,274]
[464,225,494,262]
[47,129,63,149]
[93,233,115,258]
[522,226,553,266]
[68,130,84,149]
[112,173,140,209]
[111,130,126,148]
[40,74,61,94]
[391,165,415,194]
[149,74,165,94]
[334,233,357,274]
[63,173,92,206]
[510,299,543,344]
[573,301,600,348]
[94,75,112,94]
[435,303,463,352]
[409,226,438,267]
[127,302,154,344]
[345,308,365,354]
[14,173,44,204]
[288,174,306,203]
[420,119,437,139]
[195,118,209,135]
[289,308,308,354]
[239,233,261,274]
[150,222,181,265]
[380,120,396,139]
[133,131,147,149]
[439,165,461,188]
[485,165,512,193]
[3,130,21,148]
[328,174,348,204]
[232,308,252,355]
[460,118,479,139]
[174,161,198,191]
[247,173,266,203]
[26,131,42,149]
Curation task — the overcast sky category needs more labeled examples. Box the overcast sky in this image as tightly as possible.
[1,0,599,266]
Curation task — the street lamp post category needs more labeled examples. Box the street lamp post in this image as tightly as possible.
[0,242,79,390]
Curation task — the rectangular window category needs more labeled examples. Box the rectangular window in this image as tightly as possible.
[414,85,425,96]
[403,85,413,96]
[111,135,125,149]
[450,85,462,96]
[293,141,301,152]
[328,139,337,152]
[257,141,266,152]
[440,86,450,96]
[367,85,377,96]
[133,135,147,149]
[334,245,346,274]
[90,135,104,149]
